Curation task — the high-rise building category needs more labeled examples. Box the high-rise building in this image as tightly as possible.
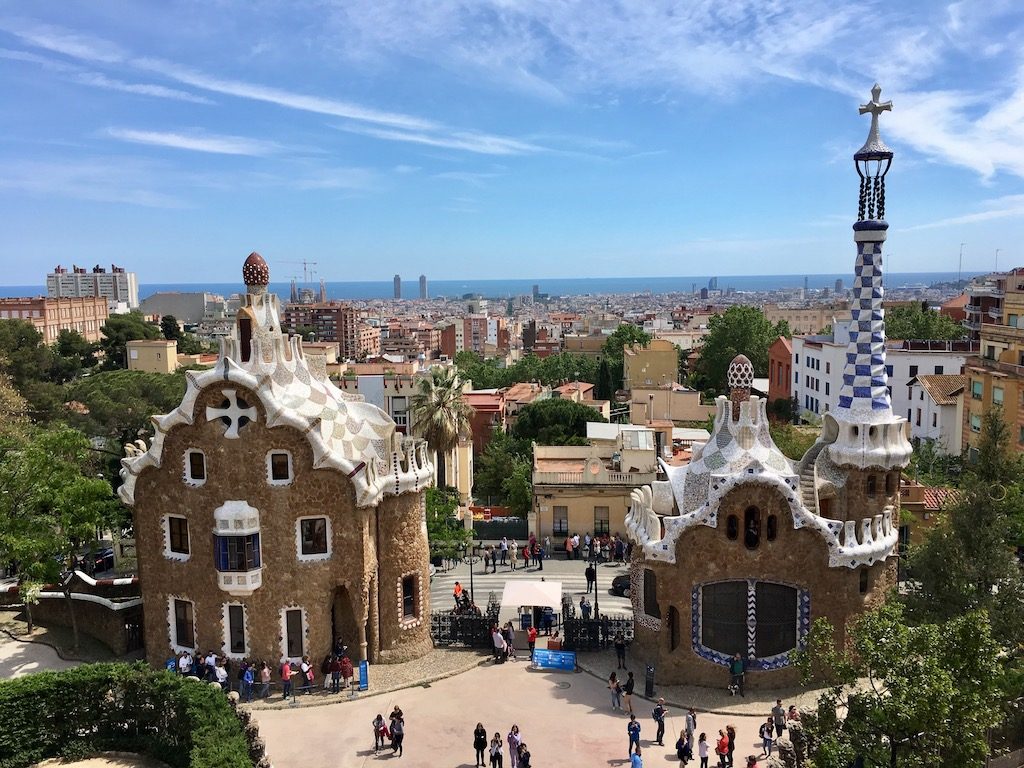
[835,278,844,294]
[47,264,139,309]
[282,302,381,359]
[419,274,427,300]
[393,274,401,299]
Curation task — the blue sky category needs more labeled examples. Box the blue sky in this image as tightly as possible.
[1,1,1023,285]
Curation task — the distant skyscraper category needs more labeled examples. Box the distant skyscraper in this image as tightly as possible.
[532,284,540,300]
[708,276,718,290]
[393,274,401,299]
[804,275,809,292]
[835,278,844,294]
[47,263,139,309]
[419,274,427,300]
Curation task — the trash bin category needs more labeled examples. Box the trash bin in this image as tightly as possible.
[644,664,655,698]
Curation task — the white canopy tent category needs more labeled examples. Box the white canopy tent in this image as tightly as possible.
[500,580,562,608]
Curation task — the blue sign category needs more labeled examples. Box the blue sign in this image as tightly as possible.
[532,649,576,671]
[358,659,369,691]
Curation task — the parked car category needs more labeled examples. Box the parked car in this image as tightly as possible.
[611,574,631,597]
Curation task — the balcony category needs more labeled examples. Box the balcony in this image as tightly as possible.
[962,319,981,331]
[964,304,981,314]
[533,469,657,486]
[988,307,1003,320]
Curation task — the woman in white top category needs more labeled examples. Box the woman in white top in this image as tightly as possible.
[489,732,504,768]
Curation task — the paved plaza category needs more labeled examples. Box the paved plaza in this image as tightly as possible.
[254,658,773,768]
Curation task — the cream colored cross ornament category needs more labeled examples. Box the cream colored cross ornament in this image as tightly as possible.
[859,83,892,143]
[206,389,257,439]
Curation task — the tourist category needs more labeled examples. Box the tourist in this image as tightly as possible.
[653,698,668,746]
[771,699,786,737]
[527,625,538,659]
[507,725,522,768]
[500,536,509,565]
[299,655,313,693]
[329,654,342,693]
[623,671,636,715]
[390,713,405,757]
[473,722,487,767]
[320,653,333,691]
[215,659,228,691]
[517,742,531,768]
[259,662,271,699]
[510,539,518,571]
[565,535,574,560]
[686,708,698,748]
[492,624,507,663]
[584,532,592,556]
[759,717,774,756]
[544,535,551,554]
[523,542,532,567]
[608,671,622,710]
[205,650,217,679]
[631,744,644,768]
[490,545,497,574]
[585,562,596,593]
[454,581,463,604]
[373,714,389,753]
[745,757,759,768]
[582,596,592,619]
[698,733,709,768]
[715,730,729,768]
[542,606,554,635]
[614,632,627,669]
[483,546,490,573]
[676,729,692,765]
[176,651,191,676]
[573,532,581,559]
[787,705,801,723]
[534,542,544,571]
[242,662,254,702]
[627,713,641,757]
[489,732,503,768]
[726,725,736,767]
[728,653,745,697]
[341,654,354,689]
[279,658,292,699]
[579,595,586,616]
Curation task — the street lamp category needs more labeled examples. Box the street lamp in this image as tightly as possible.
[591,548,600,619]
[459,541,475,607]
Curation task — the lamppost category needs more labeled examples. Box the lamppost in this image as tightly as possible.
[460,541,475,606]
[591,547,600,618]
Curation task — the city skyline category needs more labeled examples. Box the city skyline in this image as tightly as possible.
[1,2,1023,284]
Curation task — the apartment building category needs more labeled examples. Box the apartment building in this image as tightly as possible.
[622,338,679,390]
[47,264,139,309]
[907,374,966,455]
[963,267,1024,455]
[761,302,850,335]
[767,336,793,404]
[127,339,178,374]
[0,295,109,343]
[281,302,380,359]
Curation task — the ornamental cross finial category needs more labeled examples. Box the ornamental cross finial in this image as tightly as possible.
[856,83,893,156]
[206,388,257,439]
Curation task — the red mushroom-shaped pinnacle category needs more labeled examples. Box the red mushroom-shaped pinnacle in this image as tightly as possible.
[242,251,270,287]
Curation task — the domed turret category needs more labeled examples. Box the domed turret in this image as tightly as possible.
[242,251,270,289]
[727,354,754,420]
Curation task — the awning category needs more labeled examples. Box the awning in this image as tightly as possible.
[501,580,562,608]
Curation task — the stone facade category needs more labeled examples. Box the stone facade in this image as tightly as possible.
[120,253,433,668]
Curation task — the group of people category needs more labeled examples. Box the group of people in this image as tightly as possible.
[371,706,405,756]
[757,699,801,757]
[490,622,519,662]
[451,581,484,615]
[563,531,630,564]
[474,723,531,768]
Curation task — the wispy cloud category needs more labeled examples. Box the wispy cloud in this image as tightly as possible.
[0,157,185,207]
[905,194,1024,231]
[0,19,125,63]
[434,170,501,186]
[334,123,543,156]
[74,73,214,104]
[104,128,281,156]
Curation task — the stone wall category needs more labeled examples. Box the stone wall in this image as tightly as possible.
[29,598,143,657]
[633,482,894,688]
[133,383,432,667]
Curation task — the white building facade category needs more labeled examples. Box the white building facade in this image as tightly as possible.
[47,264,139,309]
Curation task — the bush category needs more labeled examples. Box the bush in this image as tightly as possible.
[0,663,253,768]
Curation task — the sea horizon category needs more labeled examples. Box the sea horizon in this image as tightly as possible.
[2,271,980,302]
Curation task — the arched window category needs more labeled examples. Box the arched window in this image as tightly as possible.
[766,514,778,542]
[744,507,760,549]
[726,515,739,540]
[859,569,869,594]
[884,472,893,494]
[699,581,800,662]
[643,569,661,619]
[866,475,877,497]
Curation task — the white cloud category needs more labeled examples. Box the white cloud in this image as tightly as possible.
[104,128,281,156]
[904,195,1024,231]
[334,123,543,155]
[434,170,501,186]
[0,157,184,207]
[73,73,214,104]
[0,19,125,63]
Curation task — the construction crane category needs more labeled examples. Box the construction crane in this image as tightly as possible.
[276,260,319,283]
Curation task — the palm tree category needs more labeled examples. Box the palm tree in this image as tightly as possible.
[410,366,472,489]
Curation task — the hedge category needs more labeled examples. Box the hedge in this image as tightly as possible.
[0,663,253,768]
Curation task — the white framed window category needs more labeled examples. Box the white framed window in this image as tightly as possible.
[184,449,206,486]
[280,606,306,661]
[266,450,293,485]
[163,515,191,561]
[223,603,247,657]
[168,596,196,653]
[295,516,331,561]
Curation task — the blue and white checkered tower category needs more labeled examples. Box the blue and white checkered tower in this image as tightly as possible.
[828,85,912,470]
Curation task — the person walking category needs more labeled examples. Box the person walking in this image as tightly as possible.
[608,671,622,710]
[510,539,518,571]
[500,536,509,566]
[279,658,292,699]
[653,698,668,746]
[631,744,644,768]
[533,542,543,571]
[585,562,596,593]
[715,730,729,768]
[474,723,488,767]
[527,625,538,660]
[623,670,635,715]
[373,714,388,753]
[489,732,504,768]
[615,632,627,669]
[686,708,697,749]
[726,725,736,767]
[759,718,774,757]
[627,714,641,757]
[698,733,709,768]
[390,715,405,757]
[517,742,531,768]
[242,663,254,702]
[771,700,786,738]
[507,725,522,768]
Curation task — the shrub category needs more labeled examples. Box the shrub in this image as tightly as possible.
[0,663,252,768]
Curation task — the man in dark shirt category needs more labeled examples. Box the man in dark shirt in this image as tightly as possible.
[652,698,667,745]
[585,563,596,593]
[729,653,746,697]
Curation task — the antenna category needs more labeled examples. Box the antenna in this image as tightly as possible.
[958,243,966,287]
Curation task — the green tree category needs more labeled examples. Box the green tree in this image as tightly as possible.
[474,429,530,503]
[425,486,471,561]
[159,315,181,341]
[501,457,533,517]
[0,425,122,644]
[596,358,613,401]
[601,324,653,391]
[885,302,966,341]
[795,602,1005,768]
[66,370,188,449]
[411,366,472,487]
[512,398,606,445]
[769,423,817,460]
[903,409,1024,646]
[98,312,161,370]
[176,332,203,355]
[0,320,52,388]
[693,306,790,393]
